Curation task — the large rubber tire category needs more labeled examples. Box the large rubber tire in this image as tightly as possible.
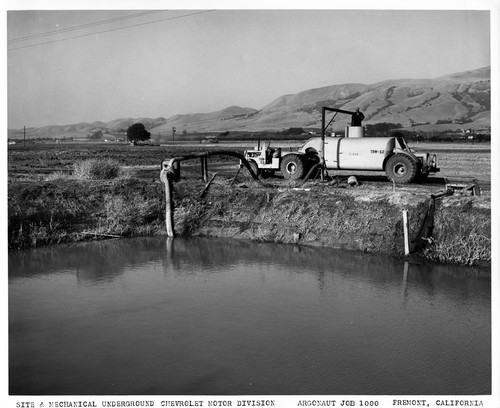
[385,153,418,184]
[281,154,306,180]
[243,160,260,178]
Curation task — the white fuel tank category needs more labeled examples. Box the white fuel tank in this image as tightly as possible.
[323,137,396,170]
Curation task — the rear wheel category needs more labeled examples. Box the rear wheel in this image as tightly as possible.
[385,153,418,184]
[281,154,306,180]
[243,160,260,178]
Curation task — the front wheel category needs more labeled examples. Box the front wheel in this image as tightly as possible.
[385,153,418,184]
[281,154,306,180]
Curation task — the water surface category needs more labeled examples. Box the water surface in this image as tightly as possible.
[9,237,491,395]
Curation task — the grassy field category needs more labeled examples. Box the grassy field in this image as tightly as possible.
[7,140,491,183]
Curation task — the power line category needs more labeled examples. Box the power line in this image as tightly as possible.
[9,10,168,43]
[8,10,216,51]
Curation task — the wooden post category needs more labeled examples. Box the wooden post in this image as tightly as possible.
[200,156,208,182]
[320,108,325,181]
[230,165,243,186]
[402,209,410,255]
[200,172,217,198]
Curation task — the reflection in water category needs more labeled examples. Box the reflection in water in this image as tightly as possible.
[9,237,490,396]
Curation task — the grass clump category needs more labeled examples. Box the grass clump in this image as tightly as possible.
[423,234,490,266]
[74,158,121,180]
[102,195,163,236]
[422,198,491,266]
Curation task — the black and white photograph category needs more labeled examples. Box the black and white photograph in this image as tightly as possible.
[3,1,498,407]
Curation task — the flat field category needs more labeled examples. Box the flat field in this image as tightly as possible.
[7,141,491,193]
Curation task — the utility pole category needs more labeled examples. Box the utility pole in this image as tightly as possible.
[23,126,26,147]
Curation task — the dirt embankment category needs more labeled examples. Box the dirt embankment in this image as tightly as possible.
[8,173,491,269]
[172,179,491,268]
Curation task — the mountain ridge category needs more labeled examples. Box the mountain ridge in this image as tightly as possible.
[9,66,490,138]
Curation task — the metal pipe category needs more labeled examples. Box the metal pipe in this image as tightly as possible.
[297,162,323,187]
[160,150,268,236]
[430,188,454,200]
[165,150,262,184]
[324,112,339,133]
[160,168,175,237]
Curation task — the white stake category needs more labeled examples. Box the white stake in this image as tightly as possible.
[402,209,410,255]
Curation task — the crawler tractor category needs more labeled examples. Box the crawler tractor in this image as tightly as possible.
[243,106,439,183]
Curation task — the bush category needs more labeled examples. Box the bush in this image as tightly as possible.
[73,159,121,180]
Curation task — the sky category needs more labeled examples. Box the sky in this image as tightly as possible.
[5,2,495,128]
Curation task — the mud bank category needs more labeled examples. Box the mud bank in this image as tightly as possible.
[174,181,491,268]
[8,176,491,268]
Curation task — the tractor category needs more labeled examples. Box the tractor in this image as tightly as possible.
[242,106,439,183]
[242,140,318,179]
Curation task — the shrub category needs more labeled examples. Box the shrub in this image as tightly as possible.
[74,159,121,180]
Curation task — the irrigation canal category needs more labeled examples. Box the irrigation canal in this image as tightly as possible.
[9,236,490,395]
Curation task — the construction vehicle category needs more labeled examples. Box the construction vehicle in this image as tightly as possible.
[243,106,439,183]
[242,141,313,179]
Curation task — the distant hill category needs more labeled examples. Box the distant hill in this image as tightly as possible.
[159,66,490,133]
[8,67,490,139]
[151,106,258,135]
